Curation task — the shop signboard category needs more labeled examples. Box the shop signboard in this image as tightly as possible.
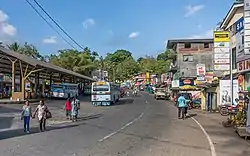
[214,64,230,71]
[171,80,179,88]
[213,31,230,70]
[219,80,239,105]
[196,64,205,81]
[237,58,250,72]
[179,78,194,87]
[205,72,214,83]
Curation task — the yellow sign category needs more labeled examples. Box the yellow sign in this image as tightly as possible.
[146,72,150,79]
[213,31,230,42]
[94,81,106,85]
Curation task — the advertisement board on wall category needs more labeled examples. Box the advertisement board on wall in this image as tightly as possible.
[244,0,250,55]
[179,78,194,87]
[219,80,239,105]
[196,64,205,81]
[213,31,230,70]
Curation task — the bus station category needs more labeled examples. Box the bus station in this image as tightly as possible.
[0,47,95,101]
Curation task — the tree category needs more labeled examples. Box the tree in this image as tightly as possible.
[49,49,98,76]
[7,42,44,60]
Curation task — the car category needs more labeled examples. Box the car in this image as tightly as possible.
[154,88,166,100]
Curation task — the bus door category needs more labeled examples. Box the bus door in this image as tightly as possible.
[91,83,111,102]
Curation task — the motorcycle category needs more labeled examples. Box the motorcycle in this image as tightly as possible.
[219,104,238,116]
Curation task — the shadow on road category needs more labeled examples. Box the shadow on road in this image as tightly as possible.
[0,116,15,130]
[111,98,134,106]
[0,105,20,113]
[76,114,102,121]
[0,124,79,140]
[186,113,197,119]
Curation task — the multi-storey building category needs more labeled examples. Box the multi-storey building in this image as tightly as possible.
[167,39,214,79]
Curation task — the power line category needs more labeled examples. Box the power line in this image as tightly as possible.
[32,0,85,50]
[24,0,77,50]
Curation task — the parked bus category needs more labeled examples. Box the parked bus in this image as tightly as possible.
[51,83,79,99]
[91,81,120,106]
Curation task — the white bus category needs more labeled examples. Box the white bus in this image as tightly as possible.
[91,81,120,106]
[51,83,79,99]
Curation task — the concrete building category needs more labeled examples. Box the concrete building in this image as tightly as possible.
[167,39,214,78]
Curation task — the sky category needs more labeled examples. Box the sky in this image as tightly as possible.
[0,0,234,58]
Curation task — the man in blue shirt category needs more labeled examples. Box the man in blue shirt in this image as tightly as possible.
[177,94,187,119]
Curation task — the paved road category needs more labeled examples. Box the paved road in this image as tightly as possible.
[0,92,248,156]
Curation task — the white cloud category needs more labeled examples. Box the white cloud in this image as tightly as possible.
[129,32,139,38]
[0,10,17,36]
[189,29,214,39]
[83,18,95,28]
[42,36,57,44]
[184,4,205,17]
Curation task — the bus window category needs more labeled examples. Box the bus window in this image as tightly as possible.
[93,85,109,91]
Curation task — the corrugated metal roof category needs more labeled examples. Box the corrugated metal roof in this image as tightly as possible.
[0,47,95,81]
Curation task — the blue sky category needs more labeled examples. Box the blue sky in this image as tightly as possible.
[0,0,234,58]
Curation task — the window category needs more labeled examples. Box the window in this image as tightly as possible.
[183,55,193,62]
[204,43,209,48]
[184,43,191,48]
[93,85,109,91]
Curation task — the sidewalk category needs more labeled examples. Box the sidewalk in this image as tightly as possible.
[190,109,250,156]
[0,96,104,132]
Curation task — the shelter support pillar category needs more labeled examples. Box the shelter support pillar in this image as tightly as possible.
[34,72,40,98]
[19,61,44,100]
[11,60,17,96]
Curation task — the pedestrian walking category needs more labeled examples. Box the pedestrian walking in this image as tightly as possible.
[33,100,51,132]
[65,97,72,120]
[21,100,32,133]
[177,94,187,120]
[71,96,80,122]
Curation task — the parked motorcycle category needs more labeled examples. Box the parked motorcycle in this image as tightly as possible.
[219,105,238,116]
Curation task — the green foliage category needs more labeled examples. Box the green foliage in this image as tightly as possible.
[6,41,172,81]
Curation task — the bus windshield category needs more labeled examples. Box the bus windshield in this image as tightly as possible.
[93,85,109,91]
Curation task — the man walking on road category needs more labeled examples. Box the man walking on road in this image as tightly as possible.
[177,94,187,120]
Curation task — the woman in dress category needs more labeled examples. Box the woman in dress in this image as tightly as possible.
[33,100,49,132]
[71,96,80,122]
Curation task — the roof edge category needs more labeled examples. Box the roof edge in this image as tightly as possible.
[220,2,243,29]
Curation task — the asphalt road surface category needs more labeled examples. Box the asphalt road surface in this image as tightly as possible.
[0,92,244,156]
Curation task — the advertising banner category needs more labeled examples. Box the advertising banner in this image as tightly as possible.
[213,31,230,42]
[196,64,205,81]
[219,80,239,105]
[213,31,230,70]
[244,0,250,55]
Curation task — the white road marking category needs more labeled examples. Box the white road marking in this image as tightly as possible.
[191,117,217,156]
[168,104,217,156]
[145,101,148,104]
[99,113,144,142]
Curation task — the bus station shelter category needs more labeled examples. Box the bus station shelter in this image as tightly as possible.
[0,47,95,100]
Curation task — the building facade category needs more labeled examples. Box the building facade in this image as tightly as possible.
[167,39,214,78]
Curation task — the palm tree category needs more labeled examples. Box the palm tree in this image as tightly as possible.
[7,42,22,52]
